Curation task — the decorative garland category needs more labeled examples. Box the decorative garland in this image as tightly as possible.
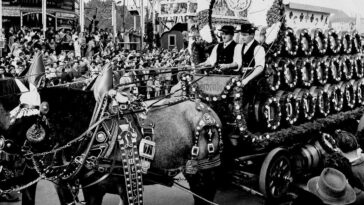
[254,96,281,131]
[276,91,299,125]
[295,58,314,87]
[265,61,281,91]
[266,0,286,57]
[311,28,328,55]
[313,58,329,85]
[353,55,364,79]
[339,81,356,109]
[329,57,342,83]
[340,56,354,80]
[354,79,364,106]
[340,32,353,54]
[324,84,344,113]
[327,30,342,55]
[293,88,316,121]
[278,58,298,88]
[297,29,313,56]
[280,28,298,56]
[310,86,330,117]
[351,32,362,54]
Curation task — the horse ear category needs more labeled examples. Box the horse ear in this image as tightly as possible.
[92,63,113,103]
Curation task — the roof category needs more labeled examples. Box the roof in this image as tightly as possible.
[288,2,332,14]
[329,9,355,23]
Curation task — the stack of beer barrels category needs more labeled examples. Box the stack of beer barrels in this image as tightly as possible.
[253,28,364,131]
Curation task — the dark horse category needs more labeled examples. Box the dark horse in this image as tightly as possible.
[0,80,222,205]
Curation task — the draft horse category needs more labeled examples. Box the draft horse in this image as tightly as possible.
[0,80,222,205]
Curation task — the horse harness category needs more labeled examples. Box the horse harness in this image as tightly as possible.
[23,92,222,205]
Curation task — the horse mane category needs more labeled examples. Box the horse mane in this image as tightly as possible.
[40,87,96,145]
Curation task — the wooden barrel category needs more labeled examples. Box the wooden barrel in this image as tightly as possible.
[254,96,281,131]
[340,32,352,54]
[352,55,364,79]
[328,57,342,83]
[300,144,322,170]
[281,28,298,56]
[311,28,327,55]
[312,57,329,85]
[340,56,354,80]
[295,58,314,87]
[276,91,299,125]
[265,61,281,91]
[338,81,356,109]
[278,58,298,89]
[324,84,344,112]
[297,29,313,56]
[326,29,342,55]
[310,86,330,117]
[293,88,316,121]
[351,32,362,54]
[353,79,364,106]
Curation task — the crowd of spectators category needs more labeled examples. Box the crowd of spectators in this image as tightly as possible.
[0,26,193,99]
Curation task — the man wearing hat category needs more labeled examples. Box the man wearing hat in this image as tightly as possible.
[236,22,267,110]
[199,25,242,74]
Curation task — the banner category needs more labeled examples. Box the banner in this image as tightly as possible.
[160,0,197,17]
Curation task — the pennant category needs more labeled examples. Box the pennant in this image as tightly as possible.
[25,52,45,87]
[92,63,113,103]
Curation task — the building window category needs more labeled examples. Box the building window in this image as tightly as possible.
[168,34,176,49]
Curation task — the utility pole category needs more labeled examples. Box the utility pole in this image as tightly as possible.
[80,0,85,33]
[140,0,144,50]
[0,0,3,57]
[42,0,46,37]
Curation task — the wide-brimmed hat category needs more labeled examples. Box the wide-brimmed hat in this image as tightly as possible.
[236,23,257,34]
[307,168,356,205]
[219,25,235,35]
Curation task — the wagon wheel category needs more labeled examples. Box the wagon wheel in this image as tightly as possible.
[259,147,292,200]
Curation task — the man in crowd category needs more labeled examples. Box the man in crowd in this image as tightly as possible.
[199,25,242,74]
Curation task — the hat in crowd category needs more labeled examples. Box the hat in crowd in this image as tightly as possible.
[333,129,359,153]
[219,25,235,35]
[236,23,257,34]
[307,168,356,205]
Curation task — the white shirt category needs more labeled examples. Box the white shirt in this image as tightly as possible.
[237,40,266,70]
[205,40,242,68]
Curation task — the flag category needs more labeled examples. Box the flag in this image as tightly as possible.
[92,63,113,103]
[25,52,45,87]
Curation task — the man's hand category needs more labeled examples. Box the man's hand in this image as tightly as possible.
[219,64,229,70]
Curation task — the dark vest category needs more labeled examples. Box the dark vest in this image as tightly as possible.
[241,40,259,68]
[216,41,237,64]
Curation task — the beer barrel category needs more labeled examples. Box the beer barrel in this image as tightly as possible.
[295,58,314,87]
[353,79,364,106]
[293,88,316,121]
[324,84,344,112]
[326,29,342,55]
[328,57,342,83]
[276,91,299,125]
[310,86,330,117]
[312,57,329,85]
[352,32,362,54]
[340,32,352,54]
[352,55,364,79]
[265,61,281,91]
[340,56,353,80]
[338,81,355,109]
[297,29,313,56]
[311,28,327,55]
[300,144,322,170]
[277,58,298,89]
[281,28,298,56]
[254,96,281,131]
